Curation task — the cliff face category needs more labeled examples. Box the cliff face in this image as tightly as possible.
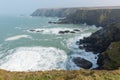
[79,22,120,69]
[31,8,79,17]
[79,22,120,53]
[31,7,120,70]
[31,6,120,27]
[65,9,120,27]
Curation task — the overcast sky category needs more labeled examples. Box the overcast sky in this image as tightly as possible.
[0,0,120,15]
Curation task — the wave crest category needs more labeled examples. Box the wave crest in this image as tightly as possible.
[0,47,67,71]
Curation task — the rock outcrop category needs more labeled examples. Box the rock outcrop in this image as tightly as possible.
[79,22,120,54]
[72,57,92,69]
[97,41,120,70]
[31,7,120,70]
[78,22,120,69]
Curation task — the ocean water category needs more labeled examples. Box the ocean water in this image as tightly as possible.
[0,16,100,71]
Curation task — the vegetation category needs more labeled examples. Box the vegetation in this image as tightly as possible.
[100,41,120,69]
[1,7,120,80]
[0,69,120,80]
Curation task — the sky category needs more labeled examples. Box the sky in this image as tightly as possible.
[0,0,120,15]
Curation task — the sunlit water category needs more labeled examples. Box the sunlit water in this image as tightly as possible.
[0,16,100,71]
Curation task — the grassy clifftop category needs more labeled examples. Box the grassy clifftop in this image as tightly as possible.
[0,69,120,80]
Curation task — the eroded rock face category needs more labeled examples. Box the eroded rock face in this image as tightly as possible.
[76,22,120,70]
[97,41,120,70]
[64,9,120,27]
[32,7,120,27]
[72,57,92,69]
[79,22,120,54]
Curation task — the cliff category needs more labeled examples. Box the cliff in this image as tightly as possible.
[64,9,120,27]
[79,22,120,69]
[31,6,120,27]
[79,22,120,53]
[31,8,79,17]
[97,41,120,70]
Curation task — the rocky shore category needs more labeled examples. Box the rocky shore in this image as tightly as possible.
[31,6,120,70]
[78,22,120,69]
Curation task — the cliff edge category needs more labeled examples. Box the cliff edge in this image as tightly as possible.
[31,6,120,27]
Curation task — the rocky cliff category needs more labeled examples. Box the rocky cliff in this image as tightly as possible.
[31,6,120,27]
[31,8,79,17]
[79,22,120,69]
[31,6,120,70]
[97,41,120,70]
[64,9,120,27]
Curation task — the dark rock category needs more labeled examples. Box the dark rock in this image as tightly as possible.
[29,29,35,32]
[70,31,75,33]
[74,29,80,32]
[97,41,120,70]
[59,31,65,34]
[78,22,120,53]
[36,31,40,32]
[64,30,70,33]
[77,22,120,70]
[48,21,52,23]
[79,46,84,49]
[36,30,44,32]
[72,57,92,69]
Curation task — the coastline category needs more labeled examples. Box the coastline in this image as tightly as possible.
[0,6,120,80]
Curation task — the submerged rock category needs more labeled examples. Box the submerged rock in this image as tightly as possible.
[73,29,80,32]
[72,57,92,69]
[36,31,40,32]
[64,30,70,33]
[29,29,35,32]
[59,31,65,34]
[59,30,77,34]
[70,31,75,33]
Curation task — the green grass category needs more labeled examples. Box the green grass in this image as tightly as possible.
[0,69,120,80]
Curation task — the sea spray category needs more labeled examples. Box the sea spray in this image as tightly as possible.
[0,47,67,71]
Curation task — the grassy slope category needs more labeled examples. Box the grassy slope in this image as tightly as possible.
[0,69,120,80]
[102,41,120,69]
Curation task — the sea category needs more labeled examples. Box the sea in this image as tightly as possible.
[0,16,100,71]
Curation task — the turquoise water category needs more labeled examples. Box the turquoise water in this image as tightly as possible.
[0,16,99,71]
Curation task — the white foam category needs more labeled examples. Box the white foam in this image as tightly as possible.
[66,33,91,50]
[5,35,32,41]
[15,27,22,30]
[27,28,81,35]
[68,53,98,69]
[66,33,98,69]
[0,47,67,71]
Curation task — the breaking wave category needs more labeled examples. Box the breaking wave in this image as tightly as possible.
[5,35,32,41]
[0,47,67,71]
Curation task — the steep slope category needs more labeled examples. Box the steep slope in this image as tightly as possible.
[31,6,120,27]
[64,9,120,27]
[79,22,120,53]
[97,41,120,70]
[79,22,120,69]
[31,8,79,17]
